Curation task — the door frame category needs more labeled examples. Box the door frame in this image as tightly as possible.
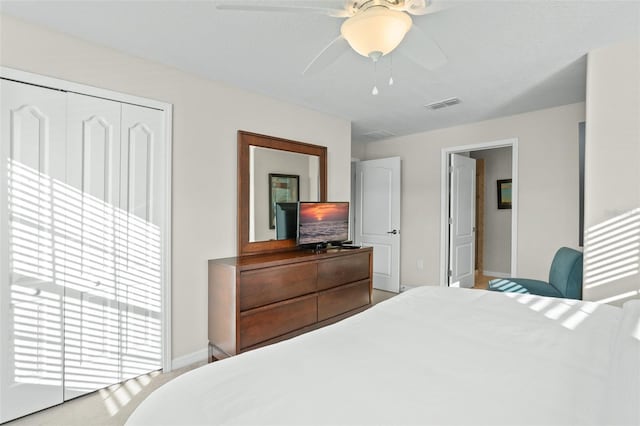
[0,66,174,372]
[439,138,518,286]
[475,158,485,274]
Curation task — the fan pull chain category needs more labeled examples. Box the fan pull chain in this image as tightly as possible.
[372,60,379,96]
[389,54,394,86]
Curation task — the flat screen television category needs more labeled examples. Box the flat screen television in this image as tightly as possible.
[297,201,349,247]
[274,202,298,240]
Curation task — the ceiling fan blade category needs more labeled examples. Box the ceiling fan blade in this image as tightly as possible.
[399,24,447,70]
[303,35,350,75]
[215,1,352,17]
[398,0,452,16]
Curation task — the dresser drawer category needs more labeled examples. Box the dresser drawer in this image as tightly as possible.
[240,263,317,311]
[317,279,370,322]
[317,252,370,290]
[239,294,317,349]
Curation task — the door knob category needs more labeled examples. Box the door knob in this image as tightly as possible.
[387,229,398,235]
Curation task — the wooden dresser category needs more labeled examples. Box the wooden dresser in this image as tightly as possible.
[208,247,372,357]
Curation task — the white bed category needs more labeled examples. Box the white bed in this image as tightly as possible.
[127,287,640,425]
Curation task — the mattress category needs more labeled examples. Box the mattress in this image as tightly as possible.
[126,286,639,425]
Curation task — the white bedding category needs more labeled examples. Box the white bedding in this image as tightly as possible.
[127,287,639,425]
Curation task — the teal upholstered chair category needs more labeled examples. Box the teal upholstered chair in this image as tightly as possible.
[488,247,583,300]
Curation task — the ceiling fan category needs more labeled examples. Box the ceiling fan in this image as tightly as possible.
[216,0,449,77]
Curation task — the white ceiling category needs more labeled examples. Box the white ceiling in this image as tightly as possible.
[1,0,639,142]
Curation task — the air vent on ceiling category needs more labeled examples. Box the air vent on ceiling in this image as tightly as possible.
[361,129,396,141]
[425,97,461,110]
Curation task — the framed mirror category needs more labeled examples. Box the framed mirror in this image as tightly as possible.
[238,131,327,256]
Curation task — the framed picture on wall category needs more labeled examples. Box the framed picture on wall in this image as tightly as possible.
[497,179,512,209]
[269,173,299,229]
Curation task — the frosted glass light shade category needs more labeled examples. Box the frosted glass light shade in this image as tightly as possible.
[340,7,412,58]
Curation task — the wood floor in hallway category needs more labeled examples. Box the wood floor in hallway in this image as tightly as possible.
[473,271,497,290]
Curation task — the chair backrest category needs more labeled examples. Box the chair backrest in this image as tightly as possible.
[548,247,584,299]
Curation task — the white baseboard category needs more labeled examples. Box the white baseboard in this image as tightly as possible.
[171,347,208,371]
[483,270,511,279]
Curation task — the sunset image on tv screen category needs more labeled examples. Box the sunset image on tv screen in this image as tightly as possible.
[298,202,349,245]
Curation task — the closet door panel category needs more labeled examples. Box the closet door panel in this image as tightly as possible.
[62,93,122,399]
[1,79,168,422]
[0,80,66,422]
[118,104,164,380]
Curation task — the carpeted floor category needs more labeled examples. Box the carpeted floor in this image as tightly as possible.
[5,361,206,426]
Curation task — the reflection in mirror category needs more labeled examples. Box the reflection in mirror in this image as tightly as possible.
[249,146,320,242]
[238,130,327,256]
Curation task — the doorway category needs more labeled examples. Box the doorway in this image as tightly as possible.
[440,139,518,287]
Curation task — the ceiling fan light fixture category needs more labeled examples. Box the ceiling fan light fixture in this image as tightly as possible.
[340,7,412,59]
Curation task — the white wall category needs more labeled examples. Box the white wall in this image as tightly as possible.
[0,14,352,361]
[352,141,366,160]
[362,103,584,286]
[584,40,640,305]
[470,147,512,276]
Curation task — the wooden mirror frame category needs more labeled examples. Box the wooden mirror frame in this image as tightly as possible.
[238,131,327,256]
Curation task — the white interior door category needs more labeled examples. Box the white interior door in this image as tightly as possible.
[1,79,167,422]
[354,157,401,293]
[449,154,476,288]
[63,93,122,400]
[0,80,66,422]
[118,103,164,381]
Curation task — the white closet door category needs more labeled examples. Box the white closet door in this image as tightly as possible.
[117,104,164,381]
[0,80,66,422]
[62,93,122,400]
